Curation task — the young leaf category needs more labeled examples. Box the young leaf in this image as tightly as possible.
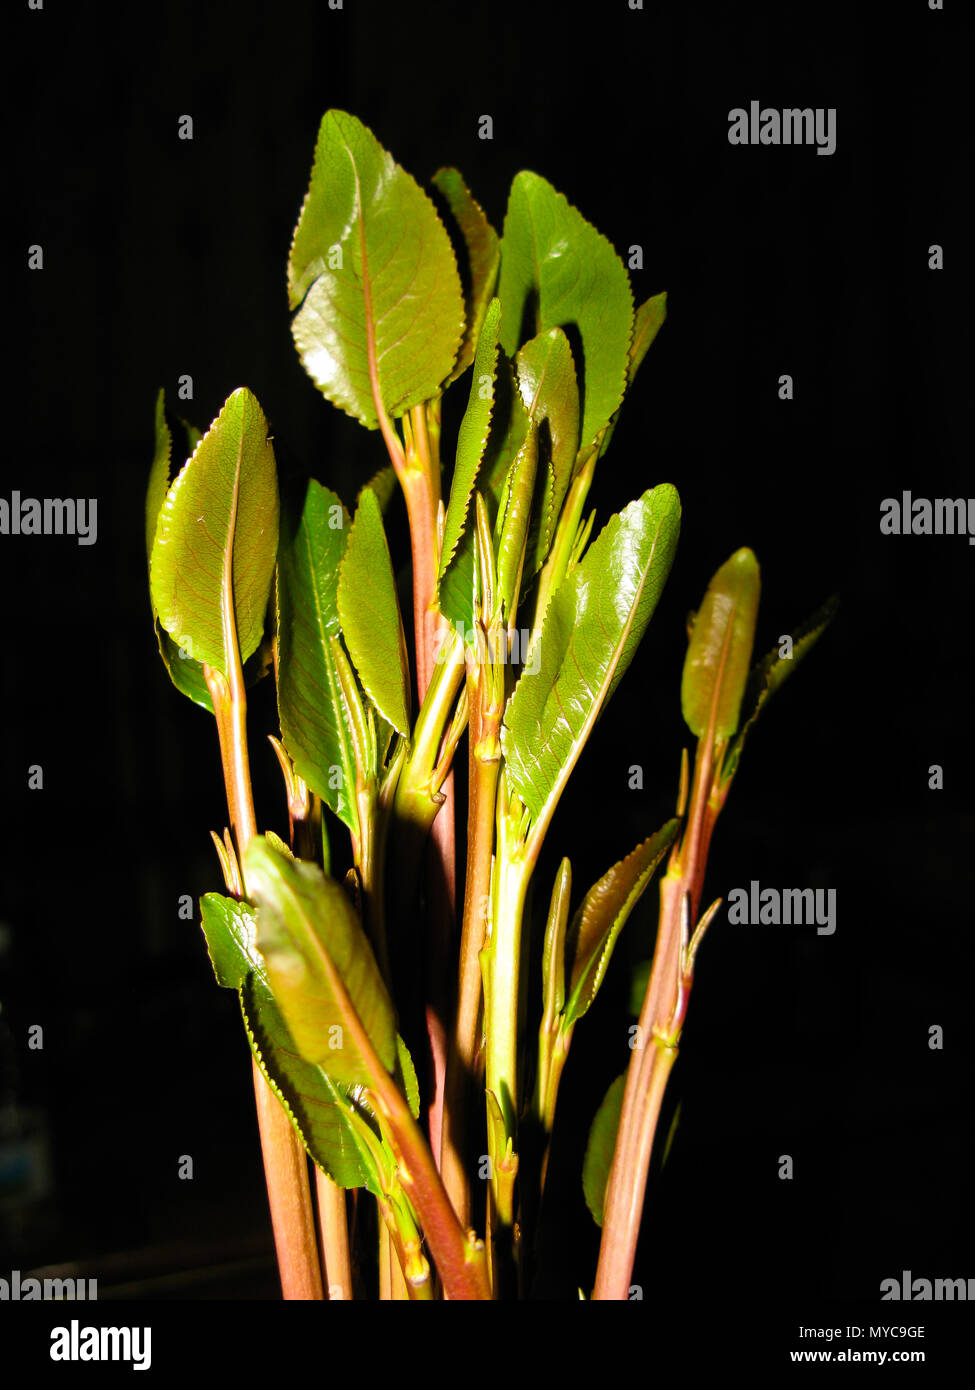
[337,487,411,738]
[150,387,279,674]
[515,327,580,569]
[199,892,369,1188]
[439,297,502,582]
[582,1073,627,1226]
[146,389,173,560]
[244,837,398,1087]
[145,391,214,712]
[562,819,679,1030]
[502,485,681,829]
[431,167,501,386]
[598,292,668,459]
[396,1035,421,1121]
[626,292,668,390]
[438,356,530,635]
[722,593,838,784]
[498,171,633,454]
[495,423,538,620]
[681,548,760,742]
[542,858,573,1024]
[277,480,360,836]
[288,110,464,428]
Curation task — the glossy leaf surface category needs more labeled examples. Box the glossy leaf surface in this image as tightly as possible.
[277,480,359,835]
[289,110,464,428]
[439,297,502,582]
[498,171,633,453]
[431,167,500,386]
[337,487,411,738]
[150,387,279,674]
[681,547,760,741]
[514,327,580,569]
[502,485,680,825]
[200,892,368,1188]
[146,392,214,711]
[563,819,679,1029]
[245,837,397,1087]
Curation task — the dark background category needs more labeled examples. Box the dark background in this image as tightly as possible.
[2,0,970,1318]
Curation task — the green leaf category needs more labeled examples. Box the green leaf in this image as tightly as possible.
[146,392,215,712]
[498,171,633,453]
[431,167,501,386]
[495,423,538,620]
[277,480,360,836]
[722,594,838,785]
[598,291,668,459]
[502,485,681,827]
[199,892,368,1188]
[542,858,572,1022]
[337,487,411,738]
[150,387,279,674]
[146,390,172,560]
[626,292,668,389]
[439,297,502,582]
[514,328,580,569]
[244,837,397,1086]
[396,1035,421,1120]
[681,548,761,742]
[562,819,679,1030]
[582,1073,626,1226]
[288,110,465,428]
[438,355,530,636]
[199,891,263,988]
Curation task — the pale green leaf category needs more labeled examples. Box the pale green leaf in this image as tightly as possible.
[199,892,368,1188]
[514,327,580,569]
[502,485,681,826]
[289,110,464,428]
[599,291,668,458]
[245,837,397,1086]
[439,297,502,582]
[337,487,411,738]
[277,480,360,836]
[498,171,633,453]
[150,387,279,674]
[431,167,501,386]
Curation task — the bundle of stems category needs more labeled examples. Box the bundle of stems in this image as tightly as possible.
[145,109,833,1299]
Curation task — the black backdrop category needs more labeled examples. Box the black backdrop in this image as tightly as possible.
[2,0,970,1349]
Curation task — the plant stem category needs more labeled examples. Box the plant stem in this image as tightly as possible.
[441,733,500,1225]
[593,729,717,1301]
[204,662,323,1301]
[482,779,531,1146]
[591,1037,677,1300]
[366,1036,491,1300]
[315,1170,352,1299]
